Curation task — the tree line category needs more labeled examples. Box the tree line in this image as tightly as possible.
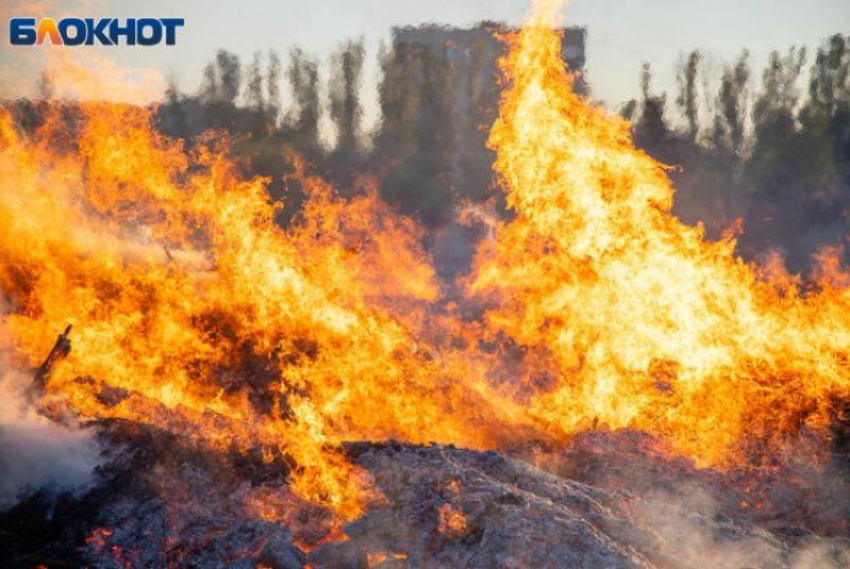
[13,28,850,275]
[624,35,850,271]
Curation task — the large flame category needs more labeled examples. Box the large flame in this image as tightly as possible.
[1,0,849,531]
[0,101,524,519]
[469,0,850,465]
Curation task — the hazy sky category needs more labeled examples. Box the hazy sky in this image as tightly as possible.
[3,0,849,131]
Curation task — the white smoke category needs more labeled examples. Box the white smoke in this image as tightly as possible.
[0,349,103,509]
[629,480,850,568]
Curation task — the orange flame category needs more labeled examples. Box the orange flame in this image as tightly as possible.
[0,99,525,519]
[437,503,468,535]
[468,0,850,465]
[1,0,849,531]
[367,550,408,567]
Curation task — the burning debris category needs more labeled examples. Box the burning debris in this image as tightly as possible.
[4,424,848,567]
[2,0,850,566]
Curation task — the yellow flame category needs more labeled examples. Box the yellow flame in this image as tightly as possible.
[468,0,850,465]
[1,0,849,531]
[0,99,525,520]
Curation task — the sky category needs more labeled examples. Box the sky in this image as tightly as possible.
[2,0,849,132]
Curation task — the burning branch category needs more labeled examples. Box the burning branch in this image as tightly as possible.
[28,324,72,398]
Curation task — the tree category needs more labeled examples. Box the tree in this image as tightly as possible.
[676,50,701,142]
[267,50,282,126]
[287,48,320,151]
[198,49,242,106]
[329,38,366,152]
[716,50,750,156]
[245,51,265,111]
[217,50,242,105]
[633,63,676,164]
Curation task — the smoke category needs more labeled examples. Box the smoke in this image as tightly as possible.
[630,483,850,568]
[792,540,850,569]
[614,437,850,568]
[517,430,850,567]
[0,337,103,509]
[631,484,785,566]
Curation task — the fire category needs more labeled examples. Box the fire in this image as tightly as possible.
[0,99,523,519]
[468,0,850,465]
[85,527,129,566]
[367,551,408,567]
[85,527,114,547]
[1,0,849,538]
[437,503,468,535]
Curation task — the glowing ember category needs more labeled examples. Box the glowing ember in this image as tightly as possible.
[438,503,468,535]
[367,550,408,568]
